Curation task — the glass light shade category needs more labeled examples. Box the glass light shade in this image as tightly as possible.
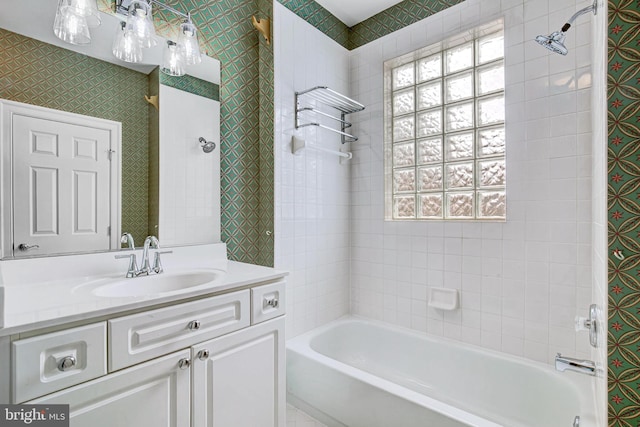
[112,22,143,63]
[125,0,157,48]
[66,0,101,27]
[53,2,91,45]
[161,40,186,76]
[178,20,202,65]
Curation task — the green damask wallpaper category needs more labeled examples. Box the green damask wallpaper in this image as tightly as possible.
[607,1,640,425]
[277,0,349,47]
[257,0,275,267]
[159,72,220,101]
[0,28,150,245]
[277,0,464,50]
[348,0,465,49]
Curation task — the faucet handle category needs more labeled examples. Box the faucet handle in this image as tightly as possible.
[153,250,173,274]
[115,253,138,278]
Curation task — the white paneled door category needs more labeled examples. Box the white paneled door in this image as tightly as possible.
[1,100,121,257]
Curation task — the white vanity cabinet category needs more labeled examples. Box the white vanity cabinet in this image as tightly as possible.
[28,349,191,427]
[6,279,286,427]
[192,317,285,427]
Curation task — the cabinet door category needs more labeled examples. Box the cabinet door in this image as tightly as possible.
[192,317,285,427]
[28,350,191,427]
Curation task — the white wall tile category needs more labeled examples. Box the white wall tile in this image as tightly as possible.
[348,0,595,366]
[274,3,351,337]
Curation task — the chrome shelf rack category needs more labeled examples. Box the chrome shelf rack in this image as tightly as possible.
[295,86,365,144]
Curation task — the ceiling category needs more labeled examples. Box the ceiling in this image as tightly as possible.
[314,0,406,27]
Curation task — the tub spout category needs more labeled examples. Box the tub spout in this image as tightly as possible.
[555,353,595,376]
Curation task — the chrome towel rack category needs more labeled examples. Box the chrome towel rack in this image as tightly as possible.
[295,86,365,144]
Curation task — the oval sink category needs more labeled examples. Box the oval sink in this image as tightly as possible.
[92,270,221,298]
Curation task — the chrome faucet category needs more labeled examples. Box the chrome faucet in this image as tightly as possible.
[114,252,139,278]
[555,353,596,376]
[120,232,135,249]
[115,235,171,278]
[140,235,160,275]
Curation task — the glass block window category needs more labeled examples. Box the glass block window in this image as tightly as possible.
[384,24,505,220]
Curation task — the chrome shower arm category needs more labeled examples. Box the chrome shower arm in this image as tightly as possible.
[562,1,597,32]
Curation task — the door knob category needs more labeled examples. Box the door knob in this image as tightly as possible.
[17,243,39,251]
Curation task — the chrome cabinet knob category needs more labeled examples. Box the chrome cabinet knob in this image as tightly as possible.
[58,356,77,371]
[265,297,279,308]
[178,358,191,370]
[188,320,201,331]
[18,243,40,252]
[197,350,210,361]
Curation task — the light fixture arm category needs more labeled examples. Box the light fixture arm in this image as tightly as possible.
[115,0,191,21]
[561,1,597,32]
[148,0,189,20]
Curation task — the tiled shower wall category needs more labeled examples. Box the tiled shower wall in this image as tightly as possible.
[349,0,594,364]
[274,2,351,337]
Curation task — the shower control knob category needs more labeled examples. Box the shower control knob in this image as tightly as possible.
[188,320,201,331]
[58,356,77,371]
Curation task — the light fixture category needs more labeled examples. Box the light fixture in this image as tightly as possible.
[179,15,202,65]
[161,40,186,76]
[53,0,93,45]
[112,22,143,63]
[53,0,203,76]
[65,0,101,27]
[125,0,157,48]
[115,0,201,75]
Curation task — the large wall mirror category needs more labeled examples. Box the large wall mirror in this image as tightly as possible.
[0,0,221,259]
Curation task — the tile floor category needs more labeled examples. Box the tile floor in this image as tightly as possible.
[287,404,328,427]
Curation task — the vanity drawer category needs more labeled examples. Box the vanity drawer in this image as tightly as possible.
[251,280,286,324]
[109,290,250,371]
[12,322,107,403]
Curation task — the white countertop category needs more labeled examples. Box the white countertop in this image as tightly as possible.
[0,243,287,337]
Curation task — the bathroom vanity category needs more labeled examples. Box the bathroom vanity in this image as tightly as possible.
[0,243,286,427]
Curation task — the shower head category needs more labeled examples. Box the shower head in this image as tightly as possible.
[534,1,596,55]
[199,137,216,153]
[535,31,568,56]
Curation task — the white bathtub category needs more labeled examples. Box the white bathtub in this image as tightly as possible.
[287,317,597,427]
